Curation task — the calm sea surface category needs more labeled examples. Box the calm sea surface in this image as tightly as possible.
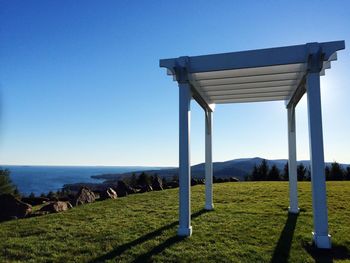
[2,165,160,195]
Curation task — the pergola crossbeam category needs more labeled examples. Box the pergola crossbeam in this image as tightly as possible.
[205,86,294,96]
[210,91,292,100]
[192,64,306,80]
[286,76,307,108]
[202,79,299,88]
[201,80,298,91]
[195,71,303,83]
[215,96,288,104]
[199,77,300,87]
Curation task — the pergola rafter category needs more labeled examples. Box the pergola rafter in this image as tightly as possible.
[160,41,345,249]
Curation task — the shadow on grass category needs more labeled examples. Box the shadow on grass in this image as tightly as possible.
[303,242,350,263]
[131,235,186,263]
[270,213,298,263]
[89,209,208,263]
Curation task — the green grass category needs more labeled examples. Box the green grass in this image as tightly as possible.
[1,182,350,262]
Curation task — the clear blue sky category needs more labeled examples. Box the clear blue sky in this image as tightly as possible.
[0,0,349,166]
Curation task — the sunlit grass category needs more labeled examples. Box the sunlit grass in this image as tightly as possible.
[1,182,349,262]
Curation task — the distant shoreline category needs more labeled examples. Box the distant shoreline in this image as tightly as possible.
[3,158,349,196]
[3,165,168,196]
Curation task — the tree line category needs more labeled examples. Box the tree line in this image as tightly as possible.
[246,159,350,181]
[2,161,350,198]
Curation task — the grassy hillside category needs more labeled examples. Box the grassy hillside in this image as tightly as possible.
[1,182,350,262]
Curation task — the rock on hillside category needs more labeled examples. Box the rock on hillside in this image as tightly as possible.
[0,194,32,221]
[74,187,96,206]
[40,201,73,213]
[100,188,118,200]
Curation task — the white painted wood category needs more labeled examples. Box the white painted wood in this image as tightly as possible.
[320,61,331,76]
[188,75,214,109]
[205,86,293,96]
[214,96,288,104]
[160,41,344,106]
[205,110,214,211]
[160,41,345,247]
[160,41,344,74]
[287,106,299,214]
[306,73,331,249]
[197,72,300,86]
[192,64,306,80]
[178,82,192,237]
[201,79,298,91]
[210,91,291,100]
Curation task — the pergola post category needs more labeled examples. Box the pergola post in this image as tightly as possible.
[205,109,214,210]
[306,72,331,249]
[287,105,299,214]
[178,82,192,237]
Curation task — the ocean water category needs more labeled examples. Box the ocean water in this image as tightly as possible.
[2,165,160,196]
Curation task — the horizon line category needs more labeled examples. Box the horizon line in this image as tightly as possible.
[1,156,349,167]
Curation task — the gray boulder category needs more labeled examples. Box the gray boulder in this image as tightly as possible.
[100,188,118,200]
[74,187,96,206]
[197,179,205,184]
[116,181,136,197]
[152,176,163,191]
[0,194,32,221]
[40,201,73,213]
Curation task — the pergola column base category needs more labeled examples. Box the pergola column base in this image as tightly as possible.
[178,226,192,237]
[205,204,214,211]
[312,232,331,249]
[288,207,300,214]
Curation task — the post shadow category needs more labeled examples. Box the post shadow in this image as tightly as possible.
[303,242,350,263]
[270,213,298,263]
[132,235,186,263]
[89,209,208,263]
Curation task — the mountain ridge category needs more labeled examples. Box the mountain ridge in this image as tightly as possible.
[92,157,350,181]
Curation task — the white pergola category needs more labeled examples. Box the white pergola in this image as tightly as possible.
[160,41,345,249]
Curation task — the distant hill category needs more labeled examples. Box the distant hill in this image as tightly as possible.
[92,157,349,182]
